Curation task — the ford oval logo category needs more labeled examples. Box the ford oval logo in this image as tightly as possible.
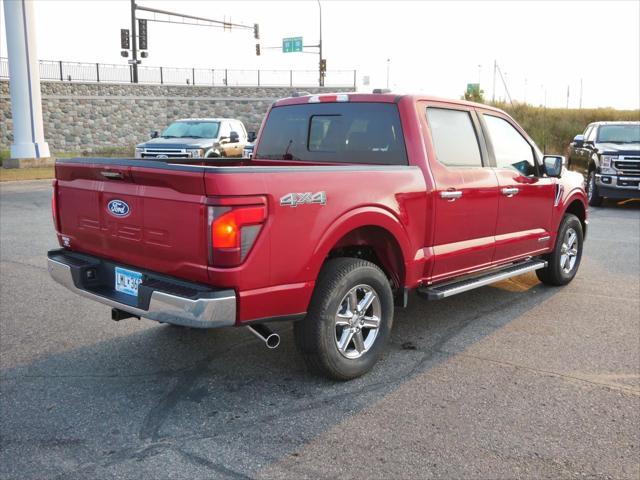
[107,199,130,217]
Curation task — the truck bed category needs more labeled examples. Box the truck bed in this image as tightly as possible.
[53,156,427,322]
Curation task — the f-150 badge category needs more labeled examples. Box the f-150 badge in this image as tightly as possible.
[280,192,327,207]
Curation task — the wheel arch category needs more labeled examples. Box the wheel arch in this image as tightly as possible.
[562,194,588,238]
[309,207,412,295]
[205,147,221,158]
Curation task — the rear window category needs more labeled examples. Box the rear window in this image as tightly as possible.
[255,102,408,165]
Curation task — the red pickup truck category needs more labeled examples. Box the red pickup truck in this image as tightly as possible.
[48,93,588,379]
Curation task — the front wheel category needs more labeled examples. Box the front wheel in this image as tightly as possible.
[587,170,603,207]
[294,258,394,380]
[536,213,584,286]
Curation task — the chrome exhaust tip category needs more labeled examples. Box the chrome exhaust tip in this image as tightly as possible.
[246,324,280,349]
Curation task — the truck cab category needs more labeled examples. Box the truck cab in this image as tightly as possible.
[135,118,248,159]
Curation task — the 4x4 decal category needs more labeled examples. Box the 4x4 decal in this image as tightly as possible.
[280,192,327,207]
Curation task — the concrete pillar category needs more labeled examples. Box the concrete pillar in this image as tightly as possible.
[3,0,51,167]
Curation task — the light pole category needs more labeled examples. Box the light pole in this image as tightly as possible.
[317,0,323,87]
[130,0,138,83]
[386,58,390,89]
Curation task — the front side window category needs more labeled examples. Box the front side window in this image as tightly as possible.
[255,102,408,165]
[161,121,220,139]
[483,114,536,176]
[582,125,593,140]
[231,121,246,138]
[219,122,231,138]
[425,107,483,167]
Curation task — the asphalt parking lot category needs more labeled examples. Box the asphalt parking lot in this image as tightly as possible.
[1,180,638,480]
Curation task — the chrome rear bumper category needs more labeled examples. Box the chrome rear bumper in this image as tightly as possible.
[47,250,236,329]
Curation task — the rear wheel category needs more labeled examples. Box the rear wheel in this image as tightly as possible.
[536,213,583,286]
[294,258,394,380]
[587,170,603,207]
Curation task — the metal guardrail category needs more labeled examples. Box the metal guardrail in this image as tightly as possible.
[0,57,356,88]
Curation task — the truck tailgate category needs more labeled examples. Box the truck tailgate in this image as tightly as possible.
[55,159,209,283]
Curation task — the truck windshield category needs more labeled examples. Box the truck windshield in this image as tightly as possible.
[256,102,408,165]
[161,121,220,139]
[597,124,640,143]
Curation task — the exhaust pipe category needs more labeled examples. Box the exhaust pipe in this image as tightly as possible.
[246,324,280,349]
[111,308,139,321]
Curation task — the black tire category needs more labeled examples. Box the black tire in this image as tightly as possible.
[587,170,603,207]
[536,213,584,286]
[294,258,394,380]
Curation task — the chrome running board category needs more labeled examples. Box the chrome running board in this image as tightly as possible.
[418,259,547,300]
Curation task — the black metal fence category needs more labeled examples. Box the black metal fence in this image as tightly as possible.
[0,57,356,88]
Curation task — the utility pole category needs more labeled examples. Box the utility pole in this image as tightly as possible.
[477,64,482,86]
[492,60,497,103]
[386,59,390,88]
[317,0,324,87]
[130,0,138,83]
[542,85,547,154]
[579,78,583,109]
[566,85,570,109]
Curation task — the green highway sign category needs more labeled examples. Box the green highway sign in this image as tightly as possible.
[466,83,480,94]
[283,37,303,53]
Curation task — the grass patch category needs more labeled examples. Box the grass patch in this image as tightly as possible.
[0,149,10,167]
[492,102,640,155]
[0,166,54,182]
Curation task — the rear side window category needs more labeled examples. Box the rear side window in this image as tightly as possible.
[255,102,408,165]
[426,108,483,167]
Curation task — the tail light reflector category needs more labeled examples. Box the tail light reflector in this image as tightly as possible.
[209,205,266,267]
[51,179,60,232]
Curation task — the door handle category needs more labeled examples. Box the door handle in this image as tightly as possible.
[440,190,463,201]
[501,187,519,197]
[100,171,124,180]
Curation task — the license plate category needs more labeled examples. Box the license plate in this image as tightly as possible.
[115,267,143,297]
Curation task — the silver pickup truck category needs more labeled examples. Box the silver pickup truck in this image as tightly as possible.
[135,118,251,159]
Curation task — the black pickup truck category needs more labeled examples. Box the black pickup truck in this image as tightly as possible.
[568,121,640,206]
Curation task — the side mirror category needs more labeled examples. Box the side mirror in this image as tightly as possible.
[572,134,584,148]
[150,131,159,139]
[247,131,257,143]
[543,155,565,178]
[229,131,240,143]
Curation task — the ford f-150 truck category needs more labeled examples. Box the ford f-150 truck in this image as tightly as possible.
[567,121,640,206]
[48,93,588,380]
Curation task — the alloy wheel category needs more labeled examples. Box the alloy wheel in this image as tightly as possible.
[334,284,381,359]
[588,172,595,202]
[560,227,579,274]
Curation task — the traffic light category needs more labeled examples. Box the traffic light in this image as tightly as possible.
[138,19,147,50]
[320,58,327,75]
[120,29,130,50]
[253,23,259,40]
[255,44,261,56]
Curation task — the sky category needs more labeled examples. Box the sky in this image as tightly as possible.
[1,0,639,109]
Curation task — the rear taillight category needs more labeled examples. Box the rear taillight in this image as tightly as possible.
[208,205,266,267]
